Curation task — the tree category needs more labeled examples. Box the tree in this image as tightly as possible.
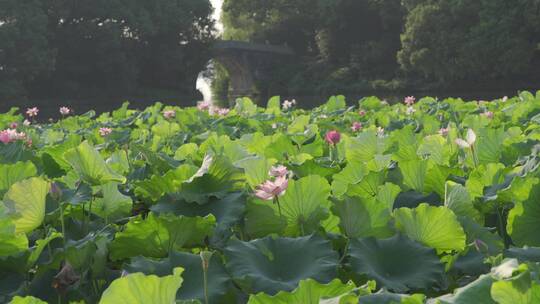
[398,0,539,84]
[0,0,216,100]
[0,0,56,99]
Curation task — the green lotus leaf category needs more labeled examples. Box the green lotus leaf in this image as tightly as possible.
[437,275,496,304]
[376,183,402,210]
[331,196,393,238]
[135,164,198,201]
[200,135,251,162]
[346,171,386,199]
[64,141,126,185]
[324,95,347,112]
[357,292,426,304]
[392,126,420,162]
[291,159,340,179]
[238,133,271,156]
[393,191,440,209]
[174,143,201,162]
[287,115,311,146]
[26,230,62,269]
[235,97,258,116]
[110,213,215,260]
[151,192,246,246]
[0,162,37,196]
[2,177,50,234]
[417,134,452,166]
[125,251,231,303]
[496,176,539,204]
[106,150,130,175]
[247,278,356,304]
[345,131,388,163]
[9,296,47,304]
[276,175,331,236]
[151,121,180,139]
[394,203,466,252]
[491,273,540,304]
[0,216,28,258]
[60,182,93,206]
[99,267,184,304]
[424,162,458,197]
[459,216,503,256]
[244,198,287,238]
[505,247,540,263]
[235,156,276,188]
[465,163,506,199]
[0,141,32,164]
[224,234,339,295]
[476,128,506,165]
[265,96,281,115]
[507,185,540,246]
[178,155,245,204]
[348,234,444,292]
[92,182,132,222]
[399,160,428,192]
[445,181,482,222]
[331,161,367,197]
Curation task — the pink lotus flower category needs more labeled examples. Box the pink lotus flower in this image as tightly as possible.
[163,110,176,119]
[358,110,366,116]
[99,127,113,137]
[482,111,494,119]
[9,122,18,129]
[59,107,71,116]
[254,176,289,201]
[404,96,416,106]
[0,129,26,144]
[325,130,341,145]
[26,107,39,117]
[269,165,288,178]
[439,127,450,136]
[0,131,11,144]
[197,101,211,111]
[351,122,362,132]
[217,108,230,116]
[23,120,31,126]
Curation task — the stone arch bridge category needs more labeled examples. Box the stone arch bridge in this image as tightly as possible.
[210,40,295,100]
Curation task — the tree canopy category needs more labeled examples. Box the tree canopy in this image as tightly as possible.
[0,0,216,100]
[216,0,540,99]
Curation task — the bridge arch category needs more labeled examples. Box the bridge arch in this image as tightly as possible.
[207,40,294,102]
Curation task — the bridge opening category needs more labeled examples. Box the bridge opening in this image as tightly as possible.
[195,60,230,107]
[195,40,295,107]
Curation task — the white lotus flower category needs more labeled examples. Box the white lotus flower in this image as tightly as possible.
[455,129,476,149]
[282,100,293,110]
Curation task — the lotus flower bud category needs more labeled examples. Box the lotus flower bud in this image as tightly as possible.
[325,130,341,145]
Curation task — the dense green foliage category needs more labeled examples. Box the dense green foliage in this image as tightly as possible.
[0,0,215,100]
[2,92,540,303]
[218,0,540,96]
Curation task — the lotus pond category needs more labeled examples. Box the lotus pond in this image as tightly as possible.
[2,92,540,303]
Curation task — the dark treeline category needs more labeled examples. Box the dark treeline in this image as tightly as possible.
[213,0,540,102]
[0,0,215,102]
